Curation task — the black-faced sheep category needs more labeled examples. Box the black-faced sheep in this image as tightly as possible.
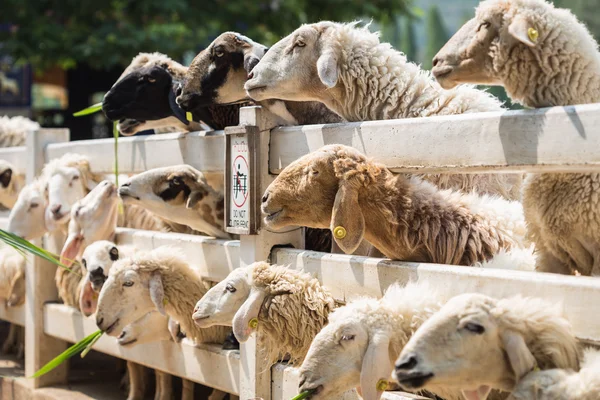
[192,261,336,366]
[432,0,600,276]
[178,32,343,126]
[245,21,522,201]
[262,144,528,266]
[394,293,581,400]
[102,52,245,133]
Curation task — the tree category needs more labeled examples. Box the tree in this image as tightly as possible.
[400,16,418,63]
[423,5,449,70]
[0,0,412,72]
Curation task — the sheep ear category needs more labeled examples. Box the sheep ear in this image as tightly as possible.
[168,88,190,126]
[331,182,365,254]
[60,234,83,267]
[186,187,208,209]
[508,16,538,47]
[317,51,339,88]
[501,330,536,380]
[79,275,97,317]
[149,272,166,316]
[232,289,266,342]
[360,332,392,400]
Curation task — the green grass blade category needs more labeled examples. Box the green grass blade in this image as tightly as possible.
[30,330,103,378]
[290,390,314,400]
[0,230,78,274]
[73,103,103,117]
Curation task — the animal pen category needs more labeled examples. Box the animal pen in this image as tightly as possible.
[1,104,600,399]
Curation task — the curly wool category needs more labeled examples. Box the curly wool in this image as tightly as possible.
[0,116,40,148]
[41,153,104,191]
[250,263,336,365]
[509,348,600,400]
[113,247,230,344]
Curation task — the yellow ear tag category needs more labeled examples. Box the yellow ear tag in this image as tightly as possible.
[527,27,539,43]
[376,379,389,391]
[248,318,259,329]
[186,112,193,122]
[333,226,347,239]
[163,298,169,306]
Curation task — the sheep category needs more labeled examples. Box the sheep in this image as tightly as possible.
[102,52,246,133]
[7,178,50,240]
[431,0,600,276]
[192,261,337,365]
[0,73,19,96]
[0,160,24,209]
[262,144,528,266]
[297,281,461,400]
[393,293,581,400]
[508,348,600,400]
[119,165,232,239]
[178,32,343,126]
[0,246,25,308]
[95,246,231,345]
[0,115,39,147]
[42,153,103,229]
[244,21,522,201]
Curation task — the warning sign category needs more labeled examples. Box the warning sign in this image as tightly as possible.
[229,134,251,231]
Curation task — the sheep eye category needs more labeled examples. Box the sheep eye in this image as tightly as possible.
[310,169,319,176]
[464,322,485,334]
[72,175,80,181]
[477,22,491,32]
[148,77,157,83]
[295,40,306,48]
[82,259,87,268]
[340,334,355,342]
[29,203,39,209]
[109,247,119,261]
[214,46,225,58]
[171,177,182,187]
[225,283,236,293]
[123,281,134,287]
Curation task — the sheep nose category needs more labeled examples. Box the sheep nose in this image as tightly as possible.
[263,47,269,54]
[121,181,130,187]
[247,72,254,80]
[175,83,183,97]
[432,56,440,67]
[261,192,269,203]
[50,204,62,215]
[97,317,104,327]
[299,376,306,388]
[395,354,418,371]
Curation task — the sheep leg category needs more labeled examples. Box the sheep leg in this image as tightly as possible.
[2,323,17,354]
[154,370,172,400]
[181,379,194,400]
[126,361,146,400]
[207,388,228,400]
[15,325,24,360]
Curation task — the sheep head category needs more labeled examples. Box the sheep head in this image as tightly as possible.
[0,160,23,209]
[78,240,121,317]
[245,21,346,103]
[298,297,395,400]
[7,180,48,240]
[394,293,578,400]
[192,264,254,331]
[433,0,544,90]
[178,32,268,110]
[117,311,172,347]
[102,53,188,126]
[262,144,378,254]
[119,165,227,238]
[60,180,119,268]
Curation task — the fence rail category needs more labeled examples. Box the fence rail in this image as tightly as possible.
[0,103,599,399]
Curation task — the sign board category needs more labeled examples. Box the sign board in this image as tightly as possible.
[225,125,260,235]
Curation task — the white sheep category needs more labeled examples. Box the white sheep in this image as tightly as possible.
[0,160,24,210]
[297,281,463,400]
[192,261,337,365]
[0,115,39,147]
[119,165,232,239]
[178,32,343,126]
[245,21,522,201]
[432,0,600,276]
[262,144,529,267]
[95,246,231,345]
[0,246,25,308]
[508,348,600,400]
[7,178,49,240]
[394,293,581,400]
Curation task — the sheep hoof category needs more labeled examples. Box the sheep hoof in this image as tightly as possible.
[221,333,239,350]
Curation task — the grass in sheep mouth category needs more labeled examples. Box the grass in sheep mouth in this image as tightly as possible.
[72,103,103,117]
[290,389,315,400]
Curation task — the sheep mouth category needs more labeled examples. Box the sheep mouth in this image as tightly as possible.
[104,318,120,335]
[264,209,282,221]
[118,337,138,347]
[395,371,434,389]
[118,189,140,201]
[432,65,454,80]
[192,314,211,327]
[299,385,323,399]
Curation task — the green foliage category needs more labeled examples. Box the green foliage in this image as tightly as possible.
[1,0,412,72]
[423,5,449,70]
